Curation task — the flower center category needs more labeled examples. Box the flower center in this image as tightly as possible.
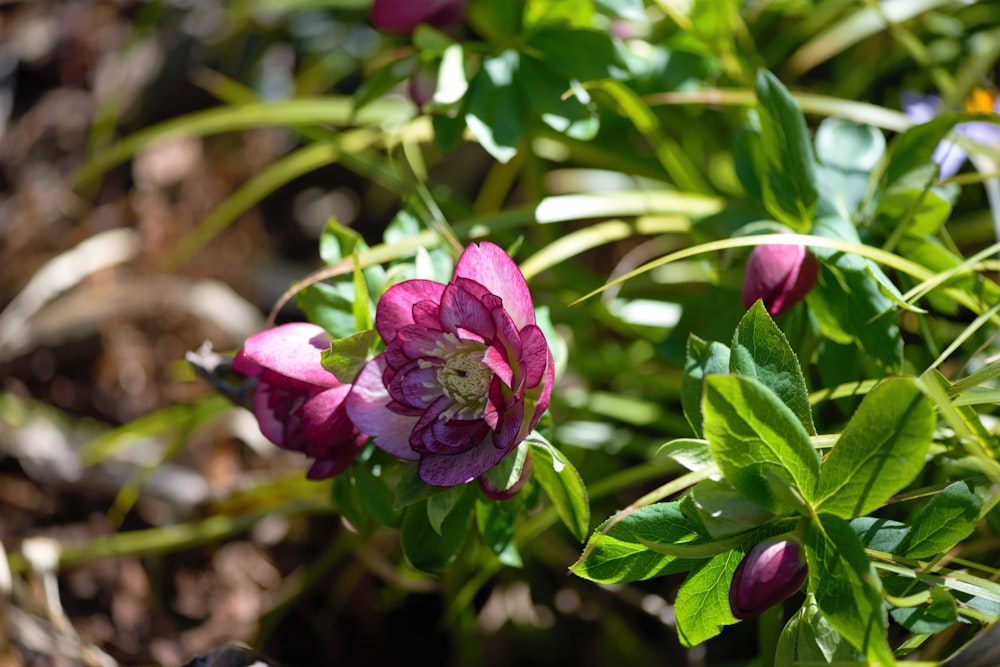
[965,87,996,114]
[438,348,491,408]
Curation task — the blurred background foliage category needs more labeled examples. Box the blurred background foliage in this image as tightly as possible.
[1,0,999,665]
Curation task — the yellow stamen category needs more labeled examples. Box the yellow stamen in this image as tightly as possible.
[965,87,997,115]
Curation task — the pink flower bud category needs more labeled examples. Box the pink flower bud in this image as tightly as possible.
[729,536,808,619]
[371,0,465,35]
[742,242,818,317]
[233,323,367,480]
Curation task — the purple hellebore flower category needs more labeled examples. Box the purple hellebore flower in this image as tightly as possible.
[741,242,818,317]
[346,242,555,488]
[233,322,367,480]
[902,89,1000,180]
[729,535,808,620]
[371,0,465,35]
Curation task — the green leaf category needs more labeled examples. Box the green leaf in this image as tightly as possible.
[729,301,816,435]
[814,377,935,519]
[806,216,902,369]
[814,117,885,173]
[464,50,524,163]
[776,593,865,665]
[890,587,957,635]
[687,478,773,539]
[850,517,909,553]
[522,26,623,81]
[351,253,372,331]
[394,464,439,510]
[674,549,742,647]
[352,461,398,528]
[804,513,894,666]
[401,492,474,574]
[320,329,377,384]
[681,334,731,438]
[883,114,958,188]
[523,0,594,28]
[570,502,702,584]
[656,438,714,472]
[483,439,530,494]
[528,434,590,541]
[593,0,645,20]
[519,55,599,140]
[476,494,523,567]
[295,282,359,340]
[702,375,819,514]
[428,484,471,535]
[752,69,819,231]
[899,480,981,559]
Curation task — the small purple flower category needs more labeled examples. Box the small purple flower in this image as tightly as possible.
[233,323,367,480]
[729,535,808,620]
[742,242,818,317]
[346,242,555,488]
[371,0,465,35]
[902,89,1000,179]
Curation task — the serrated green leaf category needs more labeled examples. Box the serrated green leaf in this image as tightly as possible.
[753,69,819,231]
[900,480,981,559]
[320,329,377,384]
[674,549,742,647]
[570,502,702,584]
[681,334,731,438]
[804,513,894,666]
[401,492,474,574]
[730,301,815,435]
[814,377,934,519]
[528,434,590,541]
[702,375,819,514]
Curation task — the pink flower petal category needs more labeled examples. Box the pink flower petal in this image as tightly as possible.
[518,325,549,389]
[454,243,535,330]
[241,323,337,387]
[439,282,496,339]
[346,356,419,461]
[299,384,355,444]
[376,280,446,342]
[418,433,511,487]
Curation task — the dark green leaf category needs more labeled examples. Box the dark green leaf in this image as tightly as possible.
[570,502,702,584]
[428,484,471,535]
[464,50,524,163]
[804,513,894,666]
[681,334,731,438]
[807,216,902,369]
[394,464,439,510]
[900,480,981,559]
[752,69,819,231]
[883,115,958,188]
[476,494,523,567]
[352,461,398,528]
[295,282,358,340]
[702,374,819,514]
[483,439,530,494]
[814,377,934,519]
[401,492,474,574]
[522,26,623,81]
[519,55,599,140]
[528,434,590,541]
[729,301,815,435]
